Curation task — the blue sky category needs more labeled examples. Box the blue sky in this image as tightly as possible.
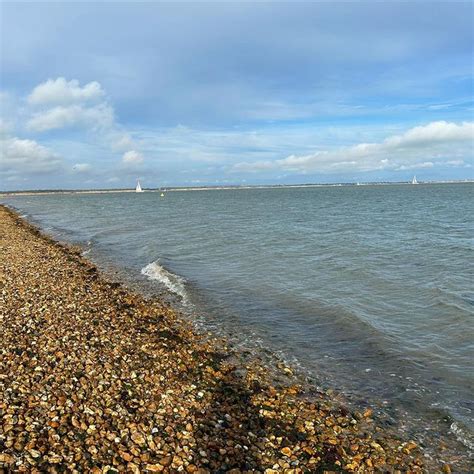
[1,2,473,190]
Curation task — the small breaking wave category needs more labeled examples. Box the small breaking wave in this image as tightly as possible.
[81,240,93,256]
[141,261,188,301]
[450,422,474,452]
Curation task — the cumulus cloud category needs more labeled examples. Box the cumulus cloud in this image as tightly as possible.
[24,77,144,172]
[384,121,473,148]
[27,104,114,132]
[122,150,144,164]
[27,77,104,106]
[0,77,147,188]
[25,78,116,133]
[0,136,62,174]
[233,121,474,174]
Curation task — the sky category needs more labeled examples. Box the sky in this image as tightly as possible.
[0,2,473,190]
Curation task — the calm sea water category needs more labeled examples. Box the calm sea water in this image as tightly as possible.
[3,183,473,456]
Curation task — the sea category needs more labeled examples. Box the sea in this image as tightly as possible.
[2,183,473,463]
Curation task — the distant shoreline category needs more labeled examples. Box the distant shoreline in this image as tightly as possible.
[1,179,472,197]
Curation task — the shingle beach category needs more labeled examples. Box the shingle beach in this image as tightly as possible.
[0,205,439,472]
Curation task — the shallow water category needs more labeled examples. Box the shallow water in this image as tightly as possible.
[3,183,473,457]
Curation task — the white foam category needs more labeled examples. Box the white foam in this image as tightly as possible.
[450,422,474,452]
[141,261,187,301]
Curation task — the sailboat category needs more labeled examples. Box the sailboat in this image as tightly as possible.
[412,175,418,185]
[135,179,143,192]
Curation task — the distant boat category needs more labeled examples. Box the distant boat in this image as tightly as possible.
[160,192,165,197]
[135,179,143,192]
[412,175,418,185]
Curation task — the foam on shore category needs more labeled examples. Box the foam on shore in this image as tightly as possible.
[141,260,188,301]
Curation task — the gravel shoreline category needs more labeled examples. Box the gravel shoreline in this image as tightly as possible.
[0,204,438,472]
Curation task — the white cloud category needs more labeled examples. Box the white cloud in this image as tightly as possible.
[0,78,150,190]
[26,104,114,132]
[0,137,62,174]
[384,121,473,148]
[24,78,144,172]
[122,150,144,164]
[397,162,434,171]
[25,78,115,133]
[27,77,104,106]
[233,121,474,174]
[72,163,91,173]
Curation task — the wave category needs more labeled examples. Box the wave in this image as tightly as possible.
[141,261,188,301]
[450,422,474,452]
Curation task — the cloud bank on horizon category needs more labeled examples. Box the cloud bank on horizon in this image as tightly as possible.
[0,2,473,189]
[233,121,473,174]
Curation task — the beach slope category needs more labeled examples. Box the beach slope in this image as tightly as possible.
[0,205,425,472]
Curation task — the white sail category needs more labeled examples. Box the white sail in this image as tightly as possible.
[412,175,418,185]
[135,179,143,192]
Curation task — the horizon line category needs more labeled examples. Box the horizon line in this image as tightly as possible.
[1,179,473,195]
